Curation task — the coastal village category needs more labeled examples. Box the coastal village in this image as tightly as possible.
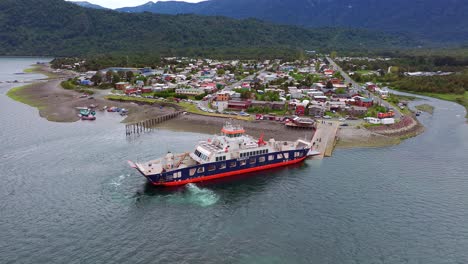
[44,56,424,156]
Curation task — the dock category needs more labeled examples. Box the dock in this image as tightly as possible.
[125,111,182,136]
[310,121,339,159]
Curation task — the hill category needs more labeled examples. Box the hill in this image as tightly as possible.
[117,0,468,43]
[0,0,416,58]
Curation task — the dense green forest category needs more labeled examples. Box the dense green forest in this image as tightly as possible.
[339,55,468,94]
[0,0,416,59]
[340,55,468,73]
[392,73,468,94]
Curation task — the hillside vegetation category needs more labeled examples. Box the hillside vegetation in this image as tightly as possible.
[0,0,415,58]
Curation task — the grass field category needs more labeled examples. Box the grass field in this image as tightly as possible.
[415,104,435,114]
[6,84,42,108]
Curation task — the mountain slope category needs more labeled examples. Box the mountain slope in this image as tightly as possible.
[0,0,415,58]
[70,1,107,9]
[117,0,468,42]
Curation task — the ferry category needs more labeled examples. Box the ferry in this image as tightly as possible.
[129,122,319,186]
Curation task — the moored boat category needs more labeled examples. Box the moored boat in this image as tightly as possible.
[129,122,319,186]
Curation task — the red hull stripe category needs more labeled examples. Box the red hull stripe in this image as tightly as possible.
[152,157,307,186]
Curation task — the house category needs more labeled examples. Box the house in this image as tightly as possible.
[216,91,232,101]
[175,88,205,96]
[353,97,373,108]
[124,86,138,95]
[348,106,368,116]
[295,103,307,116]
[141,86,153,93]
[307,91,324,97]
[308,105,325,117]
[313,95,328,102]
[324,69,334,76]
[115,82,130,90]
[228,100,251,110]
[328,101,346,111]
[213,100,229,112]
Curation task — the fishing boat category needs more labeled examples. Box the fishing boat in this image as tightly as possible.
[129,122,319,186]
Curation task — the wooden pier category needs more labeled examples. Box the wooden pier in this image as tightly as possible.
[310,121,339,159]
[125,111,182,136]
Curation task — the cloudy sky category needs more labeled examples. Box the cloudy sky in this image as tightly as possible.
[69,0,203,9]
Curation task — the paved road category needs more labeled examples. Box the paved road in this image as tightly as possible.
[326,57,402,119]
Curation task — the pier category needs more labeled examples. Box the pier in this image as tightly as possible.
[125,111,182,136]
[310,121,339,159]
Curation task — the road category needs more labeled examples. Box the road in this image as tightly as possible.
[326,57,402,119]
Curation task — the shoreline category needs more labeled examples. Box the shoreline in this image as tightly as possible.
[393,89,468,118]
[6,64,426,149]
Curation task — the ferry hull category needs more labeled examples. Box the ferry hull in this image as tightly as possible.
[136,149,313,186]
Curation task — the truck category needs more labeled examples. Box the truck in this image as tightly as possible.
[378,111,395,119]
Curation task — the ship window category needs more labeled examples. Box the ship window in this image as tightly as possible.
[240,160,246,166]
[268,155,274,161]
[197,167,205,174]
[284,153,289,159]
[249,157,256,164]
[189,168,196,176]
[259,157,265,163]
[219,163,226,169]
[229,162,236,168]
[208,164,216,171]
[277,153,283,159]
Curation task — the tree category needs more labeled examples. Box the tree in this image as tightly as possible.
[105,70,113,83]
[90,72,102,86]
[330,51,337,59]
[112,72,121,84]
[325,80,334,89]
[217,69,225,75]
[117,71,126,79]
[336,88,346,94]
[126,71,134,82]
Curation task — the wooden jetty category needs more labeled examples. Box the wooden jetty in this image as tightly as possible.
[125,111,182,136]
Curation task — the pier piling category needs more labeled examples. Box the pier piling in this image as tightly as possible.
[125,111,182,136]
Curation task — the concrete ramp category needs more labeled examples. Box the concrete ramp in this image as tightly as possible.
[310,121,339,159]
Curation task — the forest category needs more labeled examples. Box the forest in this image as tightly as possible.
[0,0,416,59]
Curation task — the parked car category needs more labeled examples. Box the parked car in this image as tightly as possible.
[323,115,332,119]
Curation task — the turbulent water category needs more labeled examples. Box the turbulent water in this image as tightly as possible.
[1,58,468,264]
